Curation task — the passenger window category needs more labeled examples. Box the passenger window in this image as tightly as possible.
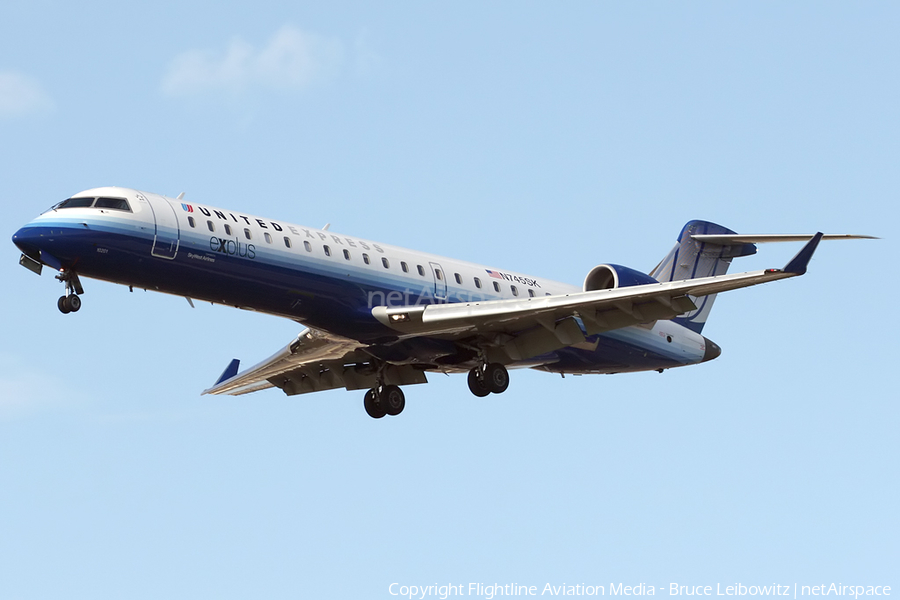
[363,253,370,265]
[324,245,331,257]
[264,232,272,244]
[188,216,195,228]
[493,282,501,293]
[94,197,131,211]
[207,221,215,232]
[511,285,518,296]
[284,237,292,248]
[455,273,462,284]
[474,277,482,289]
[382,257,390,268]
[436,269,444,281]
[244,228,252,240]
[343,249,351,260]
[417,265,425,276]
[224,224,232,235]
[304,241,312,252]
[401,261,409,273]
[528,289,535,298]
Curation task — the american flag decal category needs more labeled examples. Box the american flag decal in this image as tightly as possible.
[486,269,503,279]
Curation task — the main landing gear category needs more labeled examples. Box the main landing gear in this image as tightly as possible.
[56,269,84,314]
[467,363,510,397]
[363,384,406,419]
[361,361,510,419]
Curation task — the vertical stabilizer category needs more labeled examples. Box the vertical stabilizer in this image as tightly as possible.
[650,220,757,333]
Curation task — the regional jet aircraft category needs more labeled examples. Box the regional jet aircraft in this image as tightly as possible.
[12,187,872,418]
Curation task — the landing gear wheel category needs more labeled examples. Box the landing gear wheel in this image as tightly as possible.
[484,363,509,394]
[467,368,491,397]
[364,388,386,419]
[382,385,405,416]
[55,270,84,314]
[65,295,82,312]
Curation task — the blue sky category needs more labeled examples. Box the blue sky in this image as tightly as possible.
[1,2,897,599]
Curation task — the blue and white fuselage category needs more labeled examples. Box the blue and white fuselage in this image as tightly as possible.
[15,186,854,418]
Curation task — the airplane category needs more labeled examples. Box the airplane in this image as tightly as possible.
[12,187,874,418]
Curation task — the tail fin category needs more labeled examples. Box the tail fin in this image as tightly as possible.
[650,220,757,333]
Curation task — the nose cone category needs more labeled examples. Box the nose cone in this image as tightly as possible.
[12,226,41,255]
[702,337,722,362]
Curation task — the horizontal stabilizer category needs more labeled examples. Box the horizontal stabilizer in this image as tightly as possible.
[692,233,877,244]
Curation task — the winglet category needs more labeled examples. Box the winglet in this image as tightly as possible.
[783,232,824,275]
[214,359,240,386]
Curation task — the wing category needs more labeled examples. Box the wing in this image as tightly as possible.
[205,234,823,395]
[371,234,825,361]
[202,327,427,396]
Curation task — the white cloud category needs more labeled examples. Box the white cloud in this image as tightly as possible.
[0,70,53,118]
[161,25,344,97]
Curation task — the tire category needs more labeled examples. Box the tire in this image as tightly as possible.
[363,388,386,419]
[467,368,491,397]
[58,296,71,314]
[65,295,82,312]
[484,363,509,394]
[382,385,405,416]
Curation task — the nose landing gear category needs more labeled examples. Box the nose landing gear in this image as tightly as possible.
[57,294,81,313]
[55,270,84,314]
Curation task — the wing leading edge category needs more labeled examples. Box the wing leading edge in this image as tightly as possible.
[203,328,367,396]
[203,327,428,397]
[373,233,825,343]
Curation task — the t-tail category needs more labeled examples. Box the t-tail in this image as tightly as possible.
[650,220,757,334]
[650,220,876,333]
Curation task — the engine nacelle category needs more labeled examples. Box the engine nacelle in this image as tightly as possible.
[583,264,659,292]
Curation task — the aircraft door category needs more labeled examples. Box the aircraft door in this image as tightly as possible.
[141,192,180,259]
[430,262,447,301]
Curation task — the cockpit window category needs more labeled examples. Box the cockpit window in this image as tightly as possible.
[57,197,95,209]
[55,196,132,212]
[94,197,131,211]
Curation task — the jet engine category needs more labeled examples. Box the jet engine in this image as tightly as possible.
[583,264,659,292]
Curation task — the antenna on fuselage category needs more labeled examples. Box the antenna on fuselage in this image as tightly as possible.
[323,223,331,231]
[176,192,185,201]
